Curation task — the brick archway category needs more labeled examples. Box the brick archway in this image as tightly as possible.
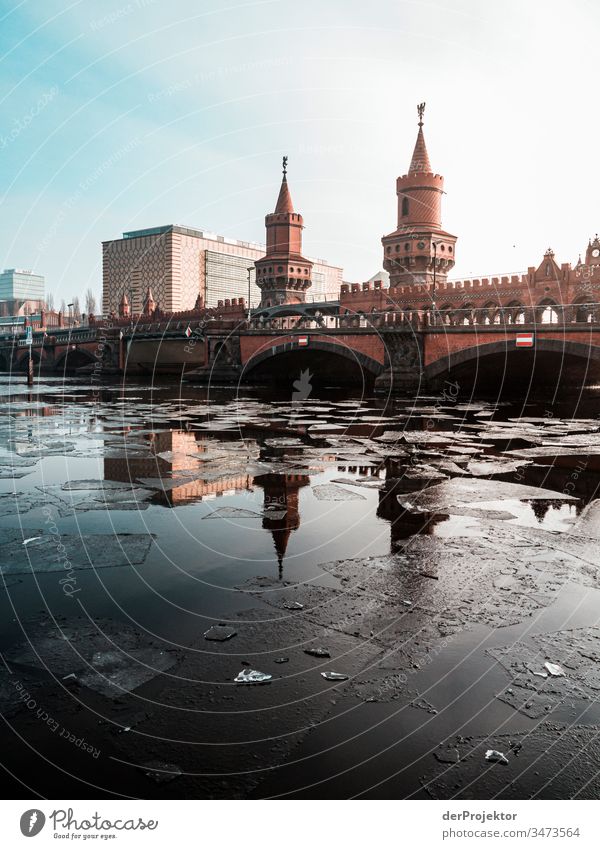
[242,337,384,381]
[424,337,600,381]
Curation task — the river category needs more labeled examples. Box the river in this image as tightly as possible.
[1,373,600,799]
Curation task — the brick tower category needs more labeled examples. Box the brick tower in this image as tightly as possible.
[255,157,313,308]
[382,103,457,289]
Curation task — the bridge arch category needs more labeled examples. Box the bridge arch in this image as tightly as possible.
[15,349,43,371]
[425,337,600,392]
[54,346,97,372]
[242,338,384,386]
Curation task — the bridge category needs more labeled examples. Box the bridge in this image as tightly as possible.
[3,299,599,395]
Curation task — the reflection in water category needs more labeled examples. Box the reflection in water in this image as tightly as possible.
[254,473,310,578]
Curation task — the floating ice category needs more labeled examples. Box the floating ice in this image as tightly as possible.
[544,662,565,677]
[234,668,272,684]
[304,647,331,658]
[204,624,237,641]
[321,672,349,681]
[283,601,304,610]
[312,484,366,502]
[485,749,509,765]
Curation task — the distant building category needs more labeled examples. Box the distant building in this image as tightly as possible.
[102,224,342,315]
[0,268,45,316]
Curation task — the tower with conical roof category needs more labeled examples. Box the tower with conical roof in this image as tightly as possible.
[255,157,313,308]
[382,103,457,289]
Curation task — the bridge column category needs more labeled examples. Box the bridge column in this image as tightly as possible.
[184,333,241,383]
[375,329,424,394]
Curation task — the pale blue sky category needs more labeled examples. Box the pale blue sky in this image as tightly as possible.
[1,0,598,304]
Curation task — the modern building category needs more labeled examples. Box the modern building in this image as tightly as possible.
[0,268,45,316]
[102,222,343,315]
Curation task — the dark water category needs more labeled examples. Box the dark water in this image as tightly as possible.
[1,374,600,799]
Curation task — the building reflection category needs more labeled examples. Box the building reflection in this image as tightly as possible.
[103,429,254,505]
[253,473,310,578]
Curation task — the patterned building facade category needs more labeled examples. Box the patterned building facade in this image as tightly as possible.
[102,224,342,315]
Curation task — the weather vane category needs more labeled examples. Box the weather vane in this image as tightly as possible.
[282,155,288,176]
[417,102,426,126]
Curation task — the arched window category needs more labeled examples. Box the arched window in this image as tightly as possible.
[401,197,409,217]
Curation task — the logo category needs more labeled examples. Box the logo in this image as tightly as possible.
[292,368,312,402]
[20,810,46,837]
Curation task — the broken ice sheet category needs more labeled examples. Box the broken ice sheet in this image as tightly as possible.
[204,624,237,641]
[312,484,366,501]
[202,506,262,519]
[4,618,176,698]
[401,478,577,512]
[321,672,349,681]
[0,528,155,575]
[234,668,272,684]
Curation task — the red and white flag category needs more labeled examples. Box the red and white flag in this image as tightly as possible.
[184,325,192,338]
[516,333,534,348]
[297,335,309,347]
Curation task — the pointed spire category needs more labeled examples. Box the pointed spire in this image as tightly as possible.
[274,155,294,213]
[409,102,432,174]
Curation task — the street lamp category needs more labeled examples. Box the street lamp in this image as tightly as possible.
[247,266,254,323]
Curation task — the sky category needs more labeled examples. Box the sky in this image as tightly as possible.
[1,0,599,306]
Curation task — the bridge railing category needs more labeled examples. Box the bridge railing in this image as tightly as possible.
[245,300,600,332]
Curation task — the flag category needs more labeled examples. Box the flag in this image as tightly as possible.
[516,333,534,348]
[297,335,309,347]
[185,325,192,338]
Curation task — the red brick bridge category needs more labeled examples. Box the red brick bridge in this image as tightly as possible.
[2,302,600,393]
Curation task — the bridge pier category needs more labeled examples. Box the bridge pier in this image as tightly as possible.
[375,330,424,393]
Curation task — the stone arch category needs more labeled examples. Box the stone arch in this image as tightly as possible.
[480,300,501,325]
[425,337,600,384]
[438,303,455,325]
[242,338,384,383]
[504,300,526,325]
[536,297,561,324]
[458,302,476,325]
[571,294,596,324]
[53,346,96,372]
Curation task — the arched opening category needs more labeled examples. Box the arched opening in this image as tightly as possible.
[401,197,409,217]
[538,299,560,324]
[242,341,383,388]
[572,298,594,323]
[459,303,475,325]
[425,339,600,397]
[505,301,526,325]
[54,347,96,372]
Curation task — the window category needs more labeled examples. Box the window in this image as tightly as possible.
[405,243,410,251]
[402,197,409,216]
